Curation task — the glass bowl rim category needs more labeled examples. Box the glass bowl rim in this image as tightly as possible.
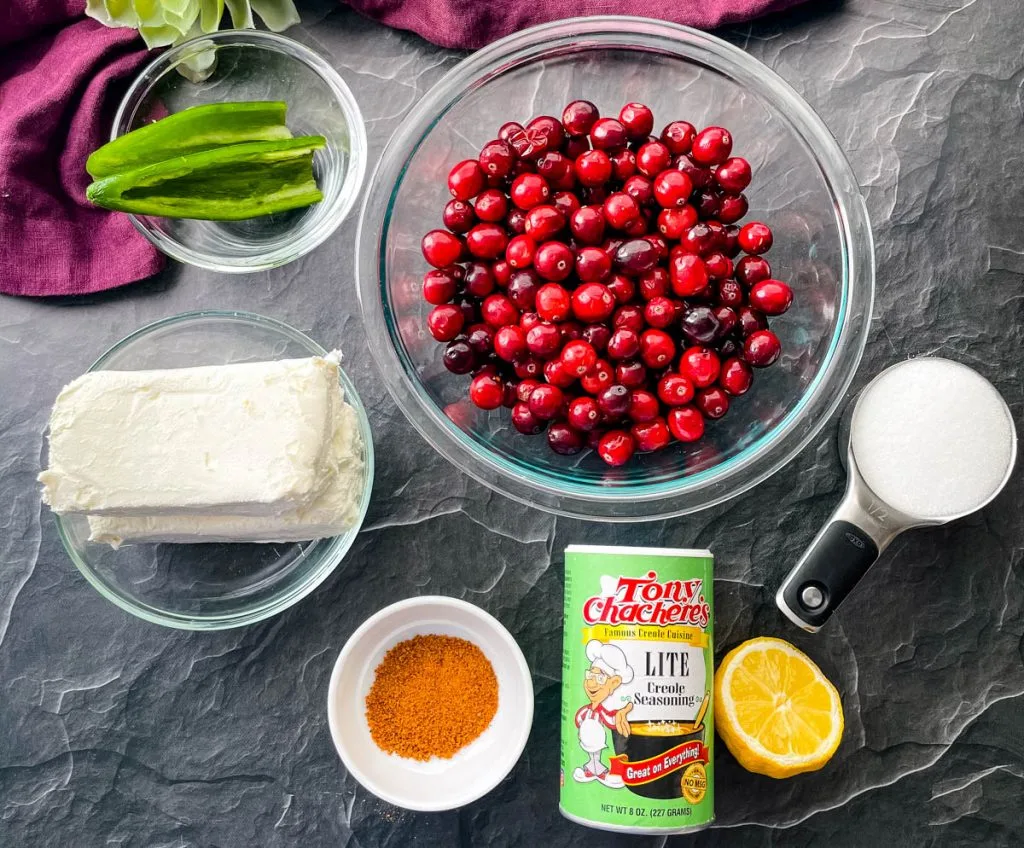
[111,30,368,273]
[53,310,376,630]
[356,15,874,521]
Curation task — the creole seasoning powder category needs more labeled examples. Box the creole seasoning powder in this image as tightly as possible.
[365,634,498,760]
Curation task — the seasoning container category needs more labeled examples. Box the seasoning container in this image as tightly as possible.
[327,596,533,811]
[560,545,715,834]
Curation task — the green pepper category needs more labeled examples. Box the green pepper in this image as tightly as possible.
[86,102,292,179]
[86,136,326,220]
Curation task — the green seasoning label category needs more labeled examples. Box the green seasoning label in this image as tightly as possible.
[559,545,714,834]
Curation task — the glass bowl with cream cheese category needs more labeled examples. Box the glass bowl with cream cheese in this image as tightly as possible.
[49,311,374,630]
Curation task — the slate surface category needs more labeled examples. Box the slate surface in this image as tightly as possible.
[2,1,1023,845]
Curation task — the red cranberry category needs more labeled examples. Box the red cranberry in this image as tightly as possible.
[507,270,540,310]
[498,119,527,145]
[565,136,590,160]
[695,189,721,219]
[680,222,716,256]
[713,306,739,337]
[736,255,772,287]
[639,329,676,369]
[506,234,536,269]
[505,208,527,235]
[580,359,614,394]
[614,238,659,275]
[427,304,464,341]
[422,269,457,305]
[744,329,781,367]
[717,193,748,225]
[528,384,565,420]
[583,185,609,205]
[570,205,606,244]
[661,121,696,155]
[722,224,741,258]
[704,252,733,281]
[448,159,485,200]
[575,247,612,282]
[547,422,584,455]
[719,357,753,396]
[535,282,572,320]
[465,323,494,355]
[582,323,611,352]
[603,193,640,229]
[657,206,697,239]
[615,359,647,389]
[644,296,677,329]
[560,320,584,342]
[622,216,650,237]
[607,274,636,304]
[575,150,613,187]
[613,304,645,333]
[738,306,768,337]
[466,223,508,259]
[562,100,600,137]
[680,346,721,387]
[452,295,478,325]
[513,355,543,379]
[670,253,709,296]
[561,340,598,377]
[748,279,793,315]
[647,233,669,259]
[443,199,476,233]
[618,102,654,139]
[510,173,551,210]
[691,126,733,166]
[552,191,582,219]
[667,406,705,442]
[469,373,504,409]
[590,118,628,151]
[696,386,729,419]
[516,378,541,403]
[628,389,660,423]
[567,396,601,431]
[526,321,562,356]
[479,139,515,179]
[519,311,543,332]
[536,152,575,190]
[475,189,508,222]
[511,402,546,434]
[717,279,745,308]
[738,221,773,254]
[526,116,565,154]
[443,340,476,374]
[464,262,496,297]
[652,170,693,209]
[493,325,528,361]
[481,293,519,327]
[638,267,670,300]
[597,430,635,466]
[635,141,671,178]
[658,373,695,406]
[632,417,671,452]
[525,205,566,241]
[675,155,713,189]
[572,282,616,323]
[681,306,721,345]
[422,229,463,268]
[597,384,630,417]
[606,328,640,361]
[534,242,575,282]
[610,148,637,181]
[715,157,751,193]
[543,357,576,389]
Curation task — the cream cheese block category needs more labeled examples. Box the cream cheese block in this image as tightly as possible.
[87,396,365,547]
[40,353,342,517]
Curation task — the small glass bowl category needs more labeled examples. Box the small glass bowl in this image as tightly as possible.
[357,16,874,521]
[52,312,374,630]
[111,31,367,272]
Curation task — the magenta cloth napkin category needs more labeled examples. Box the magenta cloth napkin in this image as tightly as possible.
[0,2,165,297]
[346,0,805,49]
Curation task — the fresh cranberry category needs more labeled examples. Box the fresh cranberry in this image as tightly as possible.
[614,238,659,275]
[738,306,768,337]
[552,191,582,219]
[535,281,572,320]
[696,386,729,419]
[607,274,636,304]
[748,279,793,315]
[519,311,543,332]
[547,422,584,455]
[695,190,721,220]
[528,384,565,420]
[717,193,748,225]
[464,262,496,297]
[618,102,654,140]
[621,175,653,207]
[465,323,494,355]
[669,252,709,296]
[474,189,508,222]
[658,373,695,406]
[534,242,575,282]
[479,139,516,179]
[510,173,551,210]
[615,359,647,389]
[680,306,720,345]
[452,294,479,325]
[675,155,713,189]
[526,116,565,154]
[719,357,753,396]
[580,359,614,394]
[623,216,650,237]
[505,208,527,234]
[613,304,645,333]
[448,159,485,200]
[507,270,540,310]
[567,396,601,431]
[570,205,606,244]
[715,157,751,193]
[606,328,640,360]
[590,118,628,151]
[517,378,541,403]
[511,402,546,434]
[524,205,566,242]
[513,355,543,379]
[422,269,457,304]
[572,282,616,323]
[498,119,527,146]
[583,185,609,205]
[561,340,598,377]
[421,229,463,268]
[427,304,464,341]
[564,136,590,160]
[661,121,696,155]
[717,279,745,308]
[639,329,676,369]
[667,406,705,442]
[610,148,637,181]
[597,384,630,417]
[562,100,600,136]
[544,357,576,389]
[713,306,739,337]
[526,321,562,356]
[736,255,772,287]
[493,325,528,361]
[704,252,733,281]
[505,234,536,269]
[597,430,635,466]
[469,373,504,409]
[443,340,476,374]
[680,346,721,387]
[628,389,660,423]
[536,152,575,190]
[722,224,741,258]
[560,320,584,342]
[634,142,670,178]
[466,223,508,259]
[481,293,519,328]
[691,126,733,166]
[657,206,697,239]
[680,222,716,256]
[443,199,476,233]
[629,416,670,452]
[575,150,613,187]
[652,170,693,209]
[744,329,782,367]
[603,193,640,229]
[738,221,773,254]
[575,247,612,282]
[582,323,611,352]
[638,267,670,300]
[644,296,677,329]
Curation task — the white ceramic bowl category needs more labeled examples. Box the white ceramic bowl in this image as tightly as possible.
[327,596,534,811]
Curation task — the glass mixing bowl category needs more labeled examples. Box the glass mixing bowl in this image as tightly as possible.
[112,31,367,272]
[52,312,374,630]
[356,17,874,521]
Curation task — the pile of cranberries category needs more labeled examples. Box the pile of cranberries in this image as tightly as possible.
[419,101,792,467]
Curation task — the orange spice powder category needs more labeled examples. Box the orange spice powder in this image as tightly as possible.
[365,634,499,760]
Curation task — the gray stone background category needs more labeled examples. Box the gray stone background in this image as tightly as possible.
[2,0,1023,845]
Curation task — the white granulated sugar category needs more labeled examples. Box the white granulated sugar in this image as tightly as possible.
[851,358,1016,520]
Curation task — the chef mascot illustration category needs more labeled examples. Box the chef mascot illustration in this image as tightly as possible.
[573,639,634,788]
